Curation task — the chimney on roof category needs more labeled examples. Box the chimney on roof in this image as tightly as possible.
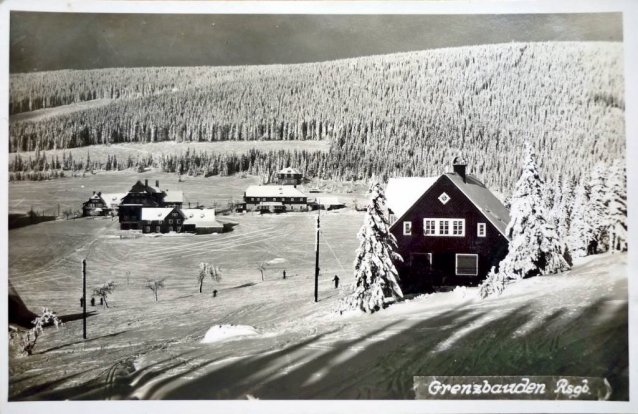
[145,179,148,187]
[156,180,159,187]
[93,191,96,195]
[453,156,467,184]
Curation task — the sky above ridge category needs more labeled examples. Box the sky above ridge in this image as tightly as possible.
[10,12,622,73]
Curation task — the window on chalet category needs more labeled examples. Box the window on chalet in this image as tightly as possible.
[423,219,465,237]
[169,219,173,224]
[403,221,412,236]
[172,213,178,217]
[177,226,181,232]
[145,226,150,233]
[456,254,478,276]
[478,223,487,237]
[177,219,181,224]
[156,226,161,233]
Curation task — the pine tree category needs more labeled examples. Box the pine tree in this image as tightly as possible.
[606,159,627,253]
[485,142,569,289]
[568,179,592,258]
[340,181,403,313]
[585,162,609,250]
[555,178,575,242]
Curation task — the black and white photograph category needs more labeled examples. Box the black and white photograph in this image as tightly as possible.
[1,1,637,413]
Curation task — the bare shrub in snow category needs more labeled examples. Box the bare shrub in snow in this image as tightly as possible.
[93,281,116,308]
[9,308,62,357]
[145,278,167,302]
[340,181,403,313]
[198,262,222,293]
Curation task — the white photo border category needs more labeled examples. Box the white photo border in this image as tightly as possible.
[0,1,636,413]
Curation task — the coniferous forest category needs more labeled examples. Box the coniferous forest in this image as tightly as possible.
[9,42,625,196]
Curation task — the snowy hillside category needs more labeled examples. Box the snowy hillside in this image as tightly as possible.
[9,252,628,400]
[9,42,625,193]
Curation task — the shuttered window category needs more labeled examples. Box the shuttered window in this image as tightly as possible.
[456,254,478,276]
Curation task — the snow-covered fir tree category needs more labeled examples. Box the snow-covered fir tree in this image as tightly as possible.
[340,181,403,313]
[585,162,610,250]
[555,178,575,243]
[479,142,569,297]
[568,179,592,258]
[606,159,627,253]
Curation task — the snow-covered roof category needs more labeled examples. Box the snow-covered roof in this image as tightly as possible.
[163,191,183,203]
[101,193,126,209]
[314,197,346,206]
[387,173,511,239]
[385,177,438,218]
[182,208,223,228]
[445,173,511,238]
[245,185,306,198]
[141,208,175,221]
[278,167,302,175]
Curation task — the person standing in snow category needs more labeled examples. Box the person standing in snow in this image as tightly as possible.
[90,297,95,307]
[333,275,340,289]
[213,290,218,298]
[283,270,286,280]
[80,297,84,308]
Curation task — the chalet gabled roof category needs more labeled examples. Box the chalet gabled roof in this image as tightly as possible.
[245,185,306,198]
[278,167,302,175]
[386,177,438,218]
[444,173,511,238]
[181,208,223,229]
[141,207,177,221]
[164,191,184,203]
[387,173,511,240]
[101,193,126,209]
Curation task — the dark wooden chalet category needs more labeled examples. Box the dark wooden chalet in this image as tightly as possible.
[141,207,185,233]
[386,158,510,292]
[276,167,303,186]
[119,180,183,230]
[82,192,125,217]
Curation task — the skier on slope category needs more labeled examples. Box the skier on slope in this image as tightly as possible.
[332,275,340,289]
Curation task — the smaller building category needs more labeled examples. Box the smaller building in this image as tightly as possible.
[82,192,126,217]
[244,185,308,213]
[141,207,184,233]
[310,197,347,210]
[276,167,303,186]
[182,209,224,234]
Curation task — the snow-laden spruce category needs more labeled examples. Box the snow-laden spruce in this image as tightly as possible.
[568,179,593,258]
[606,159,627,253]
[480,142,569,298]
[585,162,609,250]
[340,181,403,313]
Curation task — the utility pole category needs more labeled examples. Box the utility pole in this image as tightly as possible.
[82,259,87,339]
[314,208,320,302]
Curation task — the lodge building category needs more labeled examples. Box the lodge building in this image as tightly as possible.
[118,179,183,230]
[386,157,510,292]
[243,185,308,213]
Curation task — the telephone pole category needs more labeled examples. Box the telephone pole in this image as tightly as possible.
[314,208,320,302]
[82,259,87,339]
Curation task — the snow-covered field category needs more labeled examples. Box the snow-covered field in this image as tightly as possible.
[8,204,628,400]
